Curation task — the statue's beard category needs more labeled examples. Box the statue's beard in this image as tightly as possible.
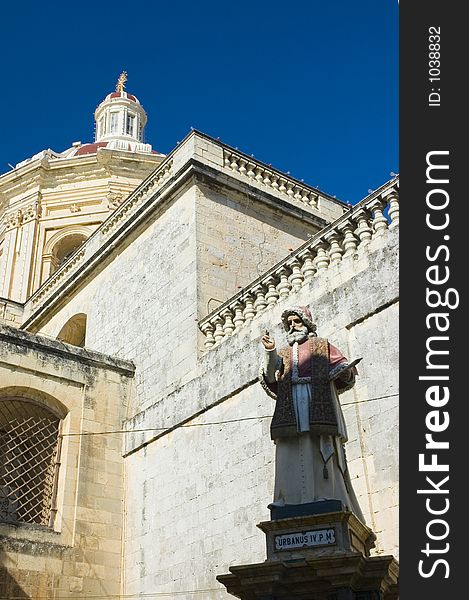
[287,326,309,346]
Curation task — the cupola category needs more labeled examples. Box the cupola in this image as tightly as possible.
[93,72,152,153]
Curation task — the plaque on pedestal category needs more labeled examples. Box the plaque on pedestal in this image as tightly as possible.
[258,510,376,562]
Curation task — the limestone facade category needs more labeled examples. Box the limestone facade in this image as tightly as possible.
[0,325,134,599]
[0,82,164,305]
[0,85,399,599]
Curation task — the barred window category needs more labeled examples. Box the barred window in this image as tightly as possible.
[0,398,62,527]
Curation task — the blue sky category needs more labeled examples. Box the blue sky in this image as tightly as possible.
[1,1,398,204]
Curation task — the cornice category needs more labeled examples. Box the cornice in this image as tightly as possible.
[0,323,135,376]
[0,149,161,196]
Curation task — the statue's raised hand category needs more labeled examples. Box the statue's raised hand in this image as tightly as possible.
[261,331,275,350]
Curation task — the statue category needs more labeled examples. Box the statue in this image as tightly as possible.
[259,305,365,522]
[116,71,128,93]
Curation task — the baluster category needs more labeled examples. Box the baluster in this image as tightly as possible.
[222,308,235,336]
[271,174,279,189]
[246,163,255,179]
[265,276,280,306]
[255,167,264,183]
[224,153,231,168]
[253,284,267,313]
[370,198,388,236]
[238,159,247,175]
[286,182,295,197]
[263,172,272,186]
[201,322,216,349]
[230,156,239,171]
[213,317,225,344]
[293,186,302,201]
[243,295,256,322]
[288,259,304,290]
[299,250,316,281]
[276,266,291,299]
[354,209,373,245]
[325,230,344,264]
[232,301,246,330]
[300,190,310,205]
[314,242,330,273]
[338,221,359,258]
[278,178,287,193]
[387,191,400,227]
[309,193,318,208]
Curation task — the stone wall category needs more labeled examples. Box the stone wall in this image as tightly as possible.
[122,227,399,597]
[32,183,200,415]
[0,325,134,599]
[195,181,319,315]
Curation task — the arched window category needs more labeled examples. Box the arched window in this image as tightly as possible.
[41,227,92,285]
[53,233,87,269]
[56,313,87,347]
[0,398,62,526]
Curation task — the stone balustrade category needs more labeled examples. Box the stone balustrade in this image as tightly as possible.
[223,149,330,211]
[101,159,173,235]
[199,177,399,350]
[31,249,86,305]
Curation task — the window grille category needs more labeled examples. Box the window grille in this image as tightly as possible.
[0,398,62,526]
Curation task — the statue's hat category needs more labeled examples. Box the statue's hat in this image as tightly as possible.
[281,306,317,333]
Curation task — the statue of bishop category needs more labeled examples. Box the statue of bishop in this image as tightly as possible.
[259,306,365,522]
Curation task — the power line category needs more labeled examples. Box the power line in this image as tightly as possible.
[60,415,272,437]
[58,392,398,438]
[342,392,398,406]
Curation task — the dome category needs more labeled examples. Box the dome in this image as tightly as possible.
[74,142,109,156]
[68,141,162,156]
[104,91,140,104]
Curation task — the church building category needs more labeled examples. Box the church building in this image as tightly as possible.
[0,75,399,599]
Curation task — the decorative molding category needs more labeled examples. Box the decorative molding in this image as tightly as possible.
[106,191,124,211]
[3,196,42,230]
[4,209,24,231]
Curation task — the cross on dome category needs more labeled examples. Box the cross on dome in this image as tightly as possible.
[116,71,128,93]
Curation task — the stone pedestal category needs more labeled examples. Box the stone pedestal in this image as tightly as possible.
[259,511,376,562]
[217,554,399,600]
[217,511,399,600]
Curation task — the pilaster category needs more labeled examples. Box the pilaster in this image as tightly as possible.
[1,195,42,302]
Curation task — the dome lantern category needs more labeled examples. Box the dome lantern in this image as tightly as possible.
[93,72,152,153]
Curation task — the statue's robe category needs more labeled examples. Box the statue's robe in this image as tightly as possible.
[260,337,364,522]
